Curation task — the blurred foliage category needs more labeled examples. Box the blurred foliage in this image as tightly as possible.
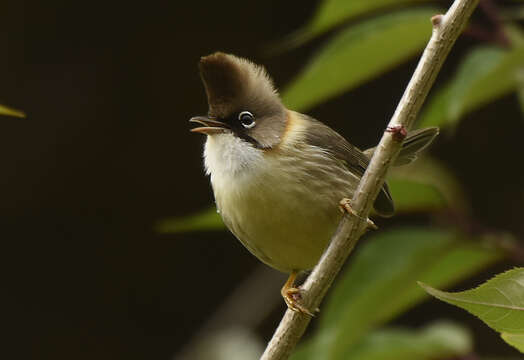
[281,8,440,111]
[283,0,432,46]
[292,321,472,360]
[517,67,524,113]
[420,43,524,129]
[389,156,468,213]
[0,103,25,118]
[292,227,502,360]
[188,327,264,360]
[156,207,223,233]
[421,268,524,353]
[387,178,445,212]
[171,0,524,358]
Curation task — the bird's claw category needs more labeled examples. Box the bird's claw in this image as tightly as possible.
[339,198,378,230]
[281,272,318,317]
[282,287,317,316]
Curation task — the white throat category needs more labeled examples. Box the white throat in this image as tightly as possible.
[203,132,264,182]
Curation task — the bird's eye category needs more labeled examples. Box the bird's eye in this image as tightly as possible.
[238,111,256,129]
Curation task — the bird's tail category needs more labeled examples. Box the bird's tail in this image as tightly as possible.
[364,127,439,166]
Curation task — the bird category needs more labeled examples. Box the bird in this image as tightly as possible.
[190,52,438,315]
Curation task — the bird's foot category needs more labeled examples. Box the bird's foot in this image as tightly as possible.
[339,198,378,230]
[282,287,316,316]
[281,272,317,317]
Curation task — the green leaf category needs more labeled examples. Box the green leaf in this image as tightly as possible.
[156,207,224,233]
[292,322,471,360]
[314,227,501,359]
[419,268,524,353]
[389,156,468,213]
[341,322,471,360]
[419,44,524,128]
[282,8,439,112]
[501,332,524,352]
[387,179,445,212]
[292,321,472,360]
[0,104,25,118]
[289,332,331,360]
[277,0,433,48]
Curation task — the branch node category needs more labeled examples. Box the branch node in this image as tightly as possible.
[431,14,444,26]
[386,125,407,142]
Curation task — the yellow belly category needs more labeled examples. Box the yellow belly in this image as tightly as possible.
[204,111,359,273]
[217,180,342,272]
[209,140,357,272]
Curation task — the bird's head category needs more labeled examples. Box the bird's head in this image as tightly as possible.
[190,52,287,149]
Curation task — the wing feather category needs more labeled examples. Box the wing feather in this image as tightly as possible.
[302,115,394,217]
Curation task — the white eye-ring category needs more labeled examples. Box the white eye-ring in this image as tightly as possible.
[238,111,256,129]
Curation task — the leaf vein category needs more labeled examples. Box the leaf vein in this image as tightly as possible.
[442,296,524,311]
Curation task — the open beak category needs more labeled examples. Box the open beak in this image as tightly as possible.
[189,116,229,135]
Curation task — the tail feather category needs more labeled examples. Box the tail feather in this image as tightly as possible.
[368,127,439,217]
[364,127,439,166]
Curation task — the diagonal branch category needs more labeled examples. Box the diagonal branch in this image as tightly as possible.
[260,1,479,359]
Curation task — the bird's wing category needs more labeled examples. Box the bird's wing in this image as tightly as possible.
[302,115,394,217]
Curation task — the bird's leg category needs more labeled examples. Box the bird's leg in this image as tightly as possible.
[281,271,316,317]
[339,198,378,230]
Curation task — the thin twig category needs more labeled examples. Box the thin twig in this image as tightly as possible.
[260,1,479,359]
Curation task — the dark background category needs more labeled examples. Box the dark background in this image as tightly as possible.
[1,1,523,359]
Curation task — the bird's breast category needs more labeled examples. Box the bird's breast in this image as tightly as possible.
[201,113,358,272]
